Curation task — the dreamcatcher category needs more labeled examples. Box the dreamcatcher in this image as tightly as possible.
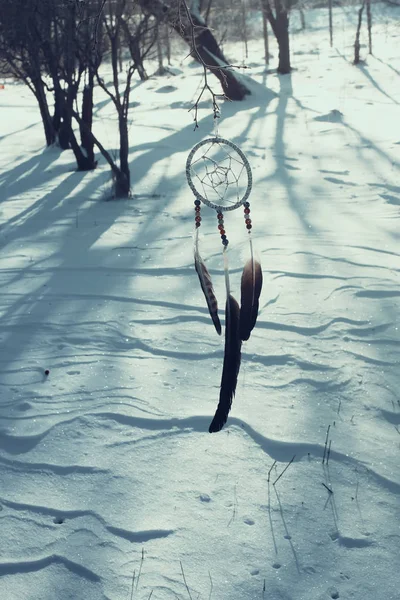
[186,137,263,432]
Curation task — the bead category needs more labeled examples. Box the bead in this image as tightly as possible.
[218,219,224,225]
[221,234,227,240]
[217,213,223,219]
[244,202,250,208]
[219,229,225,235]
[195,222,201,228]
[194,199,201,206]
[246,223,252,229]
[245,218,252,225]
[244,208,250,214]
[218,224,224,230]
[195,215,201,222]
[195,206,201,212]
[222,239,229,246]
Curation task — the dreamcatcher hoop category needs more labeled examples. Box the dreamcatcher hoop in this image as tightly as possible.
[185,137,253,212]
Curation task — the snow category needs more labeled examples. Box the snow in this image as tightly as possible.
[0,4,399,599]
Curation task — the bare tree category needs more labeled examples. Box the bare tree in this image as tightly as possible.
[0,0,102,169]
[139,0,251,100]
[81,0,160,196]
[120,5,158,80]
[260,0,292,74]
[0,0,56,145]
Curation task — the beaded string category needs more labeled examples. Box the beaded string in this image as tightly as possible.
[217,211,228,247]
[243,201,252,231]
[194,198,201,227]
[243,200,255,270]
[216,210,231,297]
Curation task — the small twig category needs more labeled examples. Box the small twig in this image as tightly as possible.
[136,548,144,590]
[180,0,246,128]
[326,440,332,465]
[262,579,266,598]
[337,399,342,415]
[208,571,213,600]
[227,484,238,527]
[273,455,296,486]
[322,482,333,494]
[322,424,331,464]
[129,570,136,600]
[147,592,153,600]
[267,460,277,483]
[180,561,193,600]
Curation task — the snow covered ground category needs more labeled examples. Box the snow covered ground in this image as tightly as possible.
[0,4,399,599]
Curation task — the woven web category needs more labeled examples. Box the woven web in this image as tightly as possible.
[188,140,249,209]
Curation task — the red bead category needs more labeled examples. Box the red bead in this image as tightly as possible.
[219,229,225,235]
[245,218,252,224]
[246,224,252,229]
[217,213,223,219]
[218,224,225,230]
[195,216,201,222]
[195,206,201,212]
[244,208,250,214]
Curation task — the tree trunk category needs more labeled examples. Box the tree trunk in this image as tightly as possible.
[189,19,250,99]
[156,24,165,74]
[165,23,171,65]
[276,12,291,74]
[69,127,97,171]
[366,0,372,54]
[261,0,291,74]
[58,99,72,150]
[33,80,56,146]
[120,19,149,81]
[241,0,249,59]
[62,83,96,171]
[139,0,251,100]
[80,70,96,166]
[73,108,123,181]
[262,6,269,65]
[52,86,65,138]
[116,112,130,196]
[299,7,306,30]
[354,0,366,65]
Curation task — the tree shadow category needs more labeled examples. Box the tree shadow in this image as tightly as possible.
[357,63,400,106]
[0,147,64,205]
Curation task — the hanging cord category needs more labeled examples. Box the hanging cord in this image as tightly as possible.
[223,245,230,297]
[217,209,231,300]
[248,228,254,267]
[214,103,220,138]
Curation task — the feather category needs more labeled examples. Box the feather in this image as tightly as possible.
[239,258,263,341]
[194,250,221,335]
[209,294,242,433]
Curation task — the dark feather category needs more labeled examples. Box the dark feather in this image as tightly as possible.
[209,295,242,433]
[239,258,263,341]
[194,252,221,335]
